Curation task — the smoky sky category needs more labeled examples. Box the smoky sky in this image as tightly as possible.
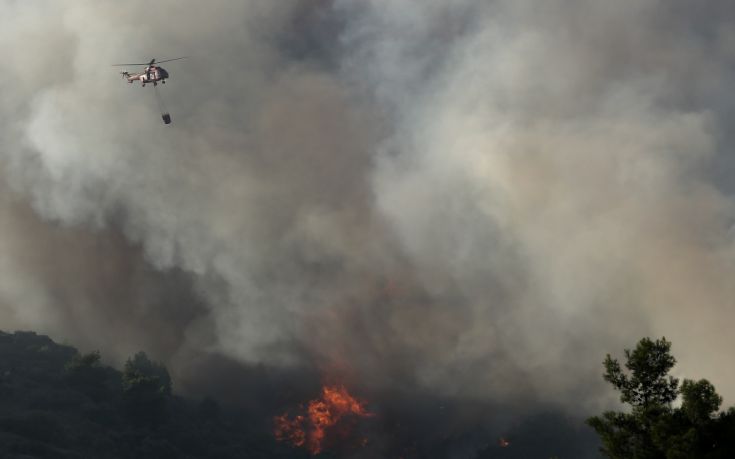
[2,0,735,434]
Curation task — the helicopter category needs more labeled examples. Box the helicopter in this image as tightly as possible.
[112,57,186,124]
[112,57,186,87]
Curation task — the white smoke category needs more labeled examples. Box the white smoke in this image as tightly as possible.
[1,0,735,414]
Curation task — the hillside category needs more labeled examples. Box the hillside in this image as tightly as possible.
[0,330,305,459]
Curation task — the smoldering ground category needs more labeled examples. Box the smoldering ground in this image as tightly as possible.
[2,0,735,456]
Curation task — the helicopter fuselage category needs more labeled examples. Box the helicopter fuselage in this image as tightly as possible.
[122,65,169,86]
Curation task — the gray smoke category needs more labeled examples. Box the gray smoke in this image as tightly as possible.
[2,0,735,427]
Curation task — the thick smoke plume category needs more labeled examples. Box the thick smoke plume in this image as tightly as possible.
[2,1,735,453]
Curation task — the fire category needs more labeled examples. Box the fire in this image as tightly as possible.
[274,385,372,455]
[274,414,306,448]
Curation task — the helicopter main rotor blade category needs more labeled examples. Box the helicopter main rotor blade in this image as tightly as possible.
[154,57,187,64]
[112,57,186,67]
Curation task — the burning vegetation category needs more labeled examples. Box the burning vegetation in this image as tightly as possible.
[274,385,373,455]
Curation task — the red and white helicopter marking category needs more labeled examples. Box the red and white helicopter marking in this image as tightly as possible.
[112,57,186,87]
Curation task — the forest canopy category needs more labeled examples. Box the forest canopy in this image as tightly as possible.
[588,337,735,458]
[0,330,302,459]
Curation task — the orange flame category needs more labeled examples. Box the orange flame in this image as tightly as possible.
[274,414,306,447]
[274,385,372,455]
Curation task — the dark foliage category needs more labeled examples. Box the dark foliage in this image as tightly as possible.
[588,337,735,459]
[0,330,307,459]
[0,330,602,458]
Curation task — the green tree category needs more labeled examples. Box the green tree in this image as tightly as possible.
[122,352,172,424]
[65,350,112,401]
[588,337,735,459]
[680,380,721,426]
[66,350,102,370]
[602,337,678,409]
[123,351,172,396]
